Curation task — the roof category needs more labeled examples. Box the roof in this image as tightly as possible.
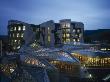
[73,50,110,58]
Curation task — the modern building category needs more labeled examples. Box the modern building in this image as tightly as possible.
[8,19,84,50]
[39,19,84,47]
[59,19,84,44]
[8,20,27,51]
[8,20,40,51]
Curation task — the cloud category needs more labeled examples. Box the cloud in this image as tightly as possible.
[0,0,110,34]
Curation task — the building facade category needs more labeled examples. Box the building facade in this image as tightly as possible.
[8,19,84,50]
[8,20,27,51]
[59,19,84,44]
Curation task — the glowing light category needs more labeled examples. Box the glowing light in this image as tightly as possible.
[23,26,25,30]
[89,74,92,78]
[15,40,17,42]
[14,27,17,31]
[10,68,14,73]
[17,46,20,49]
[101,48,106,51]
[18,26,21,31]
[108,48,110,50]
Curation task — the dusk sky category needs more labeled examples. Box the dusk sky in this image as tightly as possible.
[0,0,110,35]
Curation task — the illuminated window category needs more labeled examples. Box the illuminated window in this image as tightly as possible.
[77,39,80,42]
[79,34,81,37]
[108,48,110,50]
[48,27,50,43]
[66,39,70,42]
[23,26,25,30]
[75,34,78,37]
[73,29,76,32]
[13,34,15,37]
[18,40,20,44]
[63,34,66,37]
[100,48,106,51]
[17,46,20,49]
[66,23,70,27]
[66,34,70,37]
[18,26,21,31]
[13,46,16,50]
[73,39,76,42]
[17,33,19,37]
[21,33,24,37]
[10,27,13,31]
[14,27,16,31]
[48,36,50,42]
[66,29,70,32]
[77,29,80,33]
[62,23,70,28]
[14,40,17,42]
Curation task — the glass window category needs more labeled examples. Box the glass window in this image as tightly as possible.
[66,34,70,37]
[79,34,81,37]
[21,33,24,37]
[66,23,70,27]
[73,29,76,32]
[14,27,16,31]
[10,27,13,31]
[17,33,19,37]
[18,26,21,31]
[66,39,70,42]
[63,34,66,38]
[18,40,20,44]
[77,29,80,33]
[75,34,78,37]
[13,34,15,37]
[77,39,80,42]
[23,26,25,30]
[66,29,70,32]
[62,23,70,28]
[17,46,20,49]
[15,40,17,42]
[73,39,76,42]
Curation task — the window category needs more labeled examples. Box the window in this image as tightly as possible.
[66,39,70,42]
[18,26,21,31]
[10,27,13,31]
[23,26,25,30]
[75,34,78,37]
[18,40,20,44]
[66,34,70,37]
[73,29,76,32]
[13,34,15,37]
[77,39,80,42]
[17,46,20,49]
[77,29,80,33]
[14,27,16,31]
[21,33,24,37]
[14,40,17,42]
[17,33,19,37]
[66,23,70,27]
[79,34,81,37]
[73,39,76,42]
[63,34,65,38]
[66,29,70,32]
[62,23,70,28]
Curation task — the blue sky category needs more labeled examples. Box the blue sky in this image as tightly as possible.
[0,0,110,35]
